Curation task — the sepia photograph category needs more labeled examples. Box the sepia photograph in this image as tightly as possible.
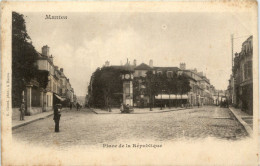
[1,1,259,165]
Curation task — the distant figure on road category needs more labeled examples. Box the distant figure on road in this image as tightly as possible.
[19,101,25,121]
[120,103,124,113]
[70,103,72,110]
[198,102,200,108]
[53,104,62,132]
[76,102,80,111]
[226,100,229,108]
[108,104,111,112]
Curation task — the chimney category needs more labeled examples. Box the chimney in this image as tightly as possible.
[179,63,186,70]
[133,59,137,66]
[149,59,153,68]
[60,68,64,72]
[105,61,110,67]
[42,45,50,57]
[49,55,53,63]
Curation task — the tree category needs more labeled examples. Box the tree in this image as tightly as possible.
[178,74,191,106]
[12,12,44,106]
[12,12,48,107]
[88,67,124,109]
[144,70,160,110]
[133,77,141,105]
[165,73,178,108]
[155,72,167,109]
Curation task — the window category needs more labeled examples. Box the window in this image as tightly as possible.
[244,61,252,80]
[248,61,252,78]
[47,95,49,106]
[53,82,56,92]
[142,71,146,76]
[167,71,173,78]
[50,79,52,90]
[157,71,162,75]
[138,71,142,76]
[46,61,49,71]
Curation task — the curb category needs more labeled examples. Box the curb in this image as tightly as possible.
[132,107,189,114]
[228,107,253,137]
[12,108,68,130]
[90,108,98,114]
[12,113,54,130]
[92,107,192,115]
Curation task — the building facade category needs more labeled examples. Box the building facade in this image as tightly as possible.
[90,59,217,109]
[230,36,253,115]
[24,45,75,115]
[115,60,215,107]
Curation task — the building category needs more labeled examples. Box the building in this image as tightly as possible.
[178,63,215,106]
[90,59,216,108]
[229,36,253,115]
[122,60,215,107]
[24,45,75,115]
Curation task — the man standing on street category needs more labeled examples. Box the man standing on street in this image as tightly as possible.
[20,101,25,121]
[53,104,62,132]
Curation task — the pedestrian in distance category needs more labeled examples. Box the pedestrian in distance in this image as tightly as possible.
[120,103,124,113]
[70,102,72,110]
[19,101,25,121]
[226,100,229,108]
[198,102,200,108]
[76,102,80,111]
[108,104,111,112]
[53,104,62,132]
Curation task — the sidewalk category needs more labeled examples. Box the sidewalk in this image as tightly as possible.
[229,107,253,136]
[12,108,68,129]
[91,107,190,114]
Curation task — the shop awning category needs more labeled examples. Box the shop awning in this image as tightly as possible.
[155,94,188,100]
[54,94,66,101]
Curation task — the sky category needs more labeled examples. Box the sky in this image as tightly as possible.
[22,12,253,96]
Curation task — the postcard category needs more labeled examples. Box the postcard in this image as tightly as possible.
[1,1,259,165]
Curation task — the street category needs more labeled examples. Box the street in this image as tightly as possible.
[12,106,248,148]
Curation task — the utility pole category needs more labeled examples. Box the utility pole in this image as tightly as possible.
[231,34,234,68]
[231,34,235,106]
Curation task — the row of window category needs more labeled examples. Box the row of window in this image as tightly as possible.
[135,70,175,78]
[243,61,252,81]
[242,40,253,54]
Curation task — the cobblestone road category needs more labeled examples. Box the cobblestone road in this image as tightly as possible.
[12,106,248,148]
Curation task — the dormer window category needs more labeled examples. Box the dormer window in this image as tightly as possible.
[157,70,162,75]
[167,71,173,78]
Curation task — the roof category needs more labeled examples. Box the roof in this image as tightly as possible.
[135,63,152,70]
[109,65,135,71]
[182,72,197,82]
[242,35,253,45]
[153,67,179,71]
